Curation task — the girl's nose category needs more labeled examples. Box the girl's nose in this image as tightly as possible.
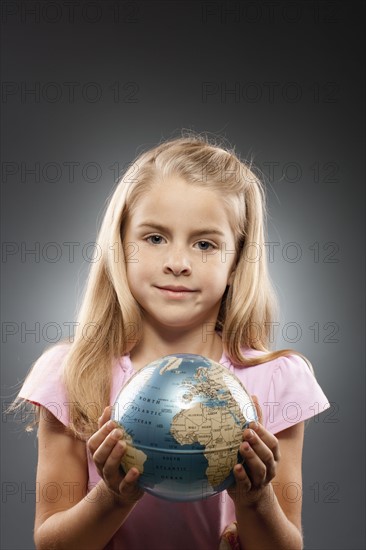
[163,249,192,276]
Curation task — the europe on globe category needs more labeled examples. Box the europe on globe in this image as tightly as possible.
[112,354,257,502]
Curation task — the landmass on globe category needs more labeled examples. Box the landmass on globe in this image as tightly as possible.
[170,364,245,488]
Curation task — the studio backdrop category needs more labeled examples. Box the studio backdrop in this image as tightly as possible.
[1,2,365,549]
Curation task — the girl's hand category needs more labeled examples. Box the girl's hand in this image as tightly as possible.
[228,396,280,508]
[87,406,144,505]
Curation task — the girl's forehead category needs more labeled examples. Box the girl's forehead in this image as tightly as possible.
[128,178,234,232]
[134,178,221,210]
[137,176,223,202]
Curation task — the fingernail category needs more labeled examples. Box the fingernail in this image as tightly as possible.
[112,428,122,439]
[243,442,251,452]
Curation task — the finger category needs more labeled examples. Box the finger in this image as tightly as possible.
[248,423,281,463]
[87,420,119,457]
[238,440,268,488]
[242,430,276,484]
[230,463,251,502]
[98,406,113,429]
[91,427,125,472]
[101,439,128,489]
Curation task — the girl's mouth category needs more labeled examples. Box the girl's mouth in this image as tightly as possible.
[155,285,197,298]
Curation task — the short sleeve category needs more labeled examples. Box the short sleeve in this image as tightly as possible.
[264,354,330,434]
[18,343,71,427]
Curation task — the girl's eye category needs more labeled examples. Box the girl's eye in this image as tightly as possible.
[196,241,215,251]
[146,235,165,245]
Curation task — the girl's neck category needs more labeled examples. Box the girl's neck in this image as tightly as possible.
[129,325,223,371]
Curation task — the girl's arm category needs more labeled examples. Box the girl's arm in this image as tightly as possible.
[235,423,304,550]
[232,422,304,550]
[34,407,142,550]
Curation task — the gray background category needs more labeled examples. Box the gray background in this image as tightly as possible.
[1,1,365,549]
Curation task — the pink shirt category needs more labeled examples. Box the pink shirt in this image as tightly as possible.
[19,343,330,550]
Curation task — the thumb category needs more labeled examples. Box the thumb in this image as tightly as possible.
[251,394,263,424]
[118,467,144,503]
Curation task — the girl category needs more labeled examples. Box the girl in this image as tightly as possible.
[17,133,329,549]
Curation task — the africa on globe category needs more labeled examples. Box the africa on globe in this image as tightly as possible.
[112,354,257,502]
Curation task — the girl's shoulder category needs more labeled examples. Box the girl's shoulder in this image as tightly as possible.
[18,342,72,426]
[23,341,71,382]
[221,348,330,433]
[222,346,310,376]
[221,346,316,396]
[19,344,132,427]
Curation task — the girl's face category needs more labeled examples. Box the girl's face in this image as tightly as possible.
[123,177,237,334]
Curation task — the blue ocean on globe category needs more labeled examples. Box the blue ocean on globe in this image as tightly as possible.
[112,353,257,502]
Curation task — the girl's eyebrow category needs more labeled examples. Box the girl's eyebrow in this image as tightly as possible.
[136,222,225,238]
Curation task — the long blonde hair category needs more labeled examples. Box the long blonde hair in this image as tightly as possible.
[21,132,310,437]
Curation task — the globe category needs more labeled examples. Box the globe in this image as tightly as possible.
[112,353,257,502]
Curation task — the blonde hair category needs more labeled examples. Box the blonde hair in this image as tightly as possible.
[19,132,311,437]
